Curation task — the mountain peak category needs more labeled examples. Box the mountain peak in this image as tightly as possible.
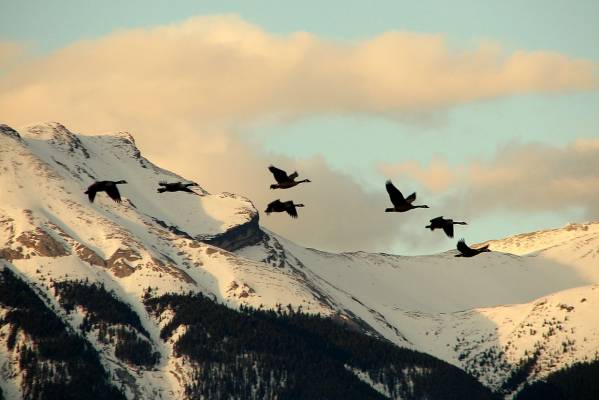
[22,122,91,159]
[481,221,599,256]
[24,121,72,137]
[0,124,21,140]
[114,130,136,143]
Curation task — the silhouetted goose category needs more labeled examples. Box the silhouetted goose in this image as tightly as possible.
[426,216,467,238]
[385,180,429,212]
[455,239,490,257]
[84,180,127,203]
[268,165,311,189]
[265,199,304,218]
[157,181,199,194]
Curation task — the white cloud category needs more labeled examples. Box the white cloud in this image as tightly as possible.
[381,139,599,220]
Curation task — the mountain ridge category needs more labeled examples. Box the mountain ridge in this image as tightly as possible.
[1,122,597,399]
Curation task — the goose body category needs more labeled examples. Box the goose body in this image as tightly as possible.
[268,165,311,189]
[157,181,199,194]
[384,180,428,212]
[265,199,304,218]
[84,180,127,203]
[455,239,490,257]
[426,216,467,238]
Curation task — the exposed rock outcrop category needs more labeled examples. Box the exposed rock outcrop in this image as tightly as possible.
[201,213,264,252]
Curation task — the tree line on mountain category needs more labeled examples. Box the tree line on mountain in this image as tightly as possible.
[500,349,540,394]
[0,268,125,400]
[145,290,499,400]
[515,359,599,400]
[4,265,595,399]
[53,279,160,368]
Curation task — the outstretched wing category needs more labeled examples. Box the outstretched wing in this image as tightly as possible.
[430,216,444,223]
[85,182,99,203]
[385,180,406,208]
[442,223,454,238]
[105,185,122,203]
[456,239,472,255]
[158,181,169,186]
[405,192,416,204]
[269,165,289,183]
[288,171,299,181]
[86,189,97,203]
[265,199,281,215]
[285,205,298,219]
[184,182,198,187]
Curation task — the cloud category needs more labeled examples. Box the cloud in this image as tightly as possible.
[381,139,599,220]
[0,15,596,252]
[0,40,29,72]
[380,157,457,193]
[1,15,597,130]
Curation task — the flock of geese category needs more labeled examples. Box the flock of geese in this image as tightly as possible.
[84,166,491,258]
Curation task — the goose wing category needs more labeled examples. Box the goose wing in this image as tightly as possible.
[265,199,281,212]
[105,185,122,203]
[85,182,100,203]
[86,189,97,203]
[385,180,406,208]
[405,192,416,204]
[456,239,473,255]
[268,199,282,207]
[284,203,298,219]
[442,222,454,238]
[158,181,169,186]
[269,165,289,183]
[288,171,299,181]
[429,216,444,223]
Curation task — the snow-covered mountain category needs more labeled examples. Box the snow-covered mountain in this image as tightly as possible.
[237,222,598,392]
[0,122,597,399]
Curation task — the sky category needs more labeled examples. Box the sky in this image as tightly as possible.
[1,1,598,254]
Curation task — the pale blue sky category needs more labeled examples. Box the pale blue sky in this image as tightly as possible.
[2,1,599,58]
[1,0,597,253]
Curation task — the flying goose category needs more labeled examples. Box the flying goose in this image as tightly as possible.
[426,216,467,238]
[268,165,311,189]
[265,200,304,218]
[385,180,429,212]
[157,181,199,194]
[84,180,127,203]
[455,239,490,257]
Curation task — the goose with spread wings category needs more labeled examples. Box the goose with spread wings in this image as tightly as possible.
[157,181,199,195]
[455,239,490,257]
[84,180,127,203]
[385,180,429,212]
[426,216,467,238]
[268,165,311,189]
[265,200,304,218]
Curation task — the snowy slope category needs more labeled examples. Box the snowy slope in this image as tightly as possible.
[0,123,333,399]
[1,122,597,399]
[237,223,599,392]
[0,122,329,311]
[483,222,599,282]
[394,284,599,392]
